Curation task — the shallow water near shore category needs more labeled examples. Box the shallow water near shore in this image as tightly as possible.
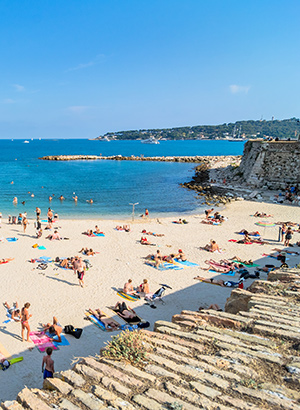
[0,139,244,219]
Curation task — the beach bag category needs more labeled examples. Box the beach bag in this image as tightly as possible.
[64,325,83,339]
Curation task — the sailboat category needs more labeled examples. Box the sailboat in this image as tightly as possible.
[228,125,247,142]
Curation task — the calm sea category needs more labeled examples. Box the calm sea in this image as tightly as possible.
[0,139,244,219]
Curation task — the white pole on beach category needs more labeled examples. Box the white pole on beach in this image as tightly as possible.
[129,202,139,221]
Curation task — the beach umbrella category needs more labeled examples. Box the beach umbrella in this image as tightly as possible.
[254,221,276,228]
[255,221,276,238]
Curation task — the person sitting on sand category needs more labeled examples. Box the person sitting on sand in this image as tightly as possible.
[205,208,214,219]
[123,279,135,295]
[4,301,21,321]
[176,249,187,262]
[123,225,130,232]
[94,225,101,234]
[88,309,119,330]
[140,236,155,246]
[59,257,74,269]
[42,317,62,343]
[203,240,221,253]
[137,279,149,294]
[114,302,138,322]
[238,231,252,244]
[164,253,176,263]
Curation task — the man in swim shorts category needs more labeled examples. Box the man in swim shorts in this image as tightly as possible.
[42,347,54,379]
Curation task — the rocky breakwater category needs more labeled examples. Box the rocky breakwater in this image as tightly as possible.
[181,155,243,206]
[39,154,207,162]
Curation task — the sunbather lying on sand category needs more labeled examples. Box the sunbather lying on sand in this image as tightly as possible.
[140,237,155,246]
[142,230,164,237]
[79,248,95,256]
[201,240,221,253]
[271,248,300,255]
[238,229,261,236]
[42,316,62,343]
[194,276,244,287]
[201,219,221,225]
[276,221,298,226]
[230,256,254,265]
[57,257,75,269]
[0,258,14,264]
[173,219,188,224]
[114,302,138,322]
[4,301,21,321]
[88,309,119,330]
[83,230,95,237]
[254,212,273,217]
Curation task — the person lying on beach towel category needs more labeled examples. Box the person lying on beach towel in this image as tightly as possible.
[229,256,254,266]
[42,316,62,343]
[114,302,139,323]
[173,219,188,224]
[142,229,164,237]
[194,276,244,287]
[201,219,221,225]
[238,229,261,237]
[0,258,14,264]
[140,237,156,246]
[83,230,95,237]
[201,240,221,253]
[79,248,95,256]
[4,301,21,321]
[253,212,273,217]
[88,309,119,330]
[115,225,131,232]
[271,248,299,255]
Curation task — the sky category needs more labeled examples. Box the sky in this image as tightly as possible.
[0,0,299,138]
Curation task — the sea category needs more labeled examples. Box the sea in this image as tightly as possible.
[0,139,245,219]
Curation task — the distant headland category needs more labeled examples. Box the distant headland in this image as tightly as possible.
[94,117,300,141]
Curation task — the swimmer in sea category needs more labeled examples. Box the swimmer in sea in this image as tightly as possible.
[13,197,18,204]
[73,196,78,202]
[87,199,93,204]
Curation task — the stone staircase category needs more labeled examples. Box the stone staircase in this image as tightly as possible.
[2,270,300,410]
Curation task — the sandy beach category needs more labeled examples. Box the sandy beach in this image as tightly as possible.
[1,199,300,401]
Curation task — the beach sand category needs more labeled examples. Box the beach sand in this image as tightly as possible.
[0,200,300,401]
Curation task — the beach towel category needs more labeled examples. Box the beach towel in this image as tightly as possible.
[29,331,58,352]
[145,261,183,270]
[52,334,70,347]
[174,258,199,267]
[38,246,46,250]
[231,260,260,267]
[86,311,120,331]
[117,291,140,301]
[93,232,105,237]
[6,237,18,242]
[208,269,236,276]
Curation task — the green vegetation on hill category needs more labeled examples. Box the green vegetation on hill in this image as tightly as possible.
[98,118,300,140]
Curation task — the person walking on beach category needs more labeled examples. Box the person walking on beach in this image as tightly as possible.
[35,207,41,219]
[42,347,54,379]
[21,302,32,342]
[284,227,293,247]
[73,256,85,287]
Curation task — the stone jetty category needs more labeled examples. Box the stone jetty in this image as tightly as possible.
[39,154,240,163]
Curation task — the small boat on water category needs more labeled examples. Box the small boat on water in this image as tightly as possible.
[141,136,160,144]
[23,140,29,143]
[98,136,110,142]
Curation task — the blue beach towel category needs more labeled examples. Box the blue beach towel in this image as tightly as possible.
[145,261,183,270]
[38,246,46,250]
[174,258,199,267]
[208,269,236,276]
[6,237,18,242]
[93,233,105,237]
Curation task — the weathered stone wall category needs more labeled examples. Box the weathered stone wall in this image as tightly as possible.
[238,140,300,188]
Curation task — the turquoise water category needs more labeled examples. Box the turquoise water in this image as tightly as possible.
[0,139,244,219]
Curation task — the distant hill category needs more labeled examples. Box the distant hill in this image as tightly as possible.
[96,118,300,141]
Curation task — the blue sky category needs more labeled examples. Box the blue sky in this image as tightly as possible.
[0,0,299,138]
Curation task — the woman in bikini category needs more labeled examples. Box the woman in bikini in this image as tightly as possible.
[21,302,32,342]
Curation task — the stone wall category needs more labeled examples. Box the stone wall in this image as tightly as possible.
[238,140,300,189]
